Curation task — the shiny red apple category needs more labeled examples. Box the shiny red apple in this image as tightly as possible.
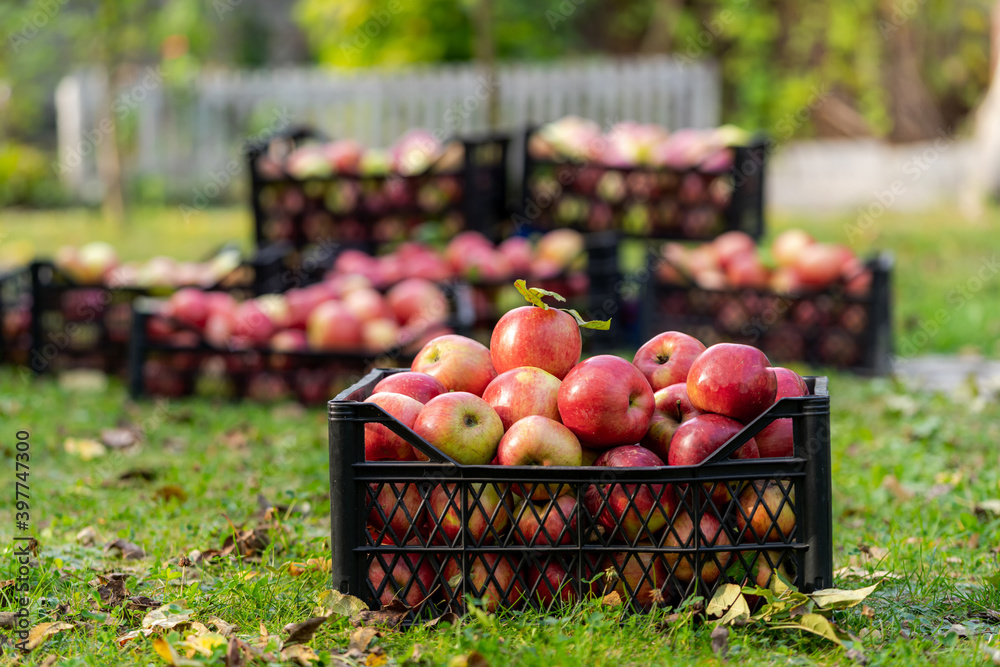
[584,445,675,542]
[371,371,447,404]
[754,367,809,458]
[411,334,497,396]
[686,343,777,423]
[632,331,706,391]
[363,392,423,462]
[490,306,581,380]
[558,355,655,449]
[413,392,503,465]
[497,416,582,500]
[482,366,562,431]
[640,383,702,461]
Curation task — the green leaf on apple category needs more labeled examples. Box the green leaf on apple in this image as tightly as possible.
[562,309,611,330]
[514,279,565,309]
[514,280,611,329]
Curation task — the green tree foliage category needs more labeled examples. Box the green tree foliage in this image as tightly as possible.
[294,0,993,139]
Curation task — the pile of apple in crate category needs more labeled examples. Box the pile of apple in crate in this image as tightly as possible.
[346,281,822,618]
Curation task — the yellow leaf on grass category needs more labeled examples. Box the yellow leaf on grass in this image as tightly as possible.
[707,584,742,617]
[773,613,846,646]
[810,583,880,610]
[179,632,227,657]
[64,438,106,460]
[718,595,751,625]
[26,622,74,650]
[152,636,180,664]
[316,589,368,617]
[142,603,194,631]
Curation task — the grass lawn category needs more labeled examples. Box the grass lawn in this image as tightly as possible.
[0,203,998,664]
[1,369,998,665]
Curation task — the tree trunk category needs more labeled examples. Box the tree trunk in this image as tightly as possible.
[97,67,125,226]
[881,3,945,142]
[960,0,1000,218]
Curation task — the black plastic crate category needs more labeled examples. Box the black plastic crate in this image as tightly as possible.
[640,253,893,375]
[0,266,31,366]
[516,128,767,241]
[328,369,832,622]
[24,254,264,377]
[128,279,472,404]
[248,128,510,266]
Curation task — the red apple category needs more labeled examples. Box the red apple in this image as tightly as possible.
[668,413,759,506]
[513,494,578,546]
[497,416,582,500]
[363,392,423,462]
[385,278,449,327]
[204,310,237,349]
[498,236,534,275]
[429,483,509,545]
[712,231,756,268]
[342,288,392,323]
[667,413,759,466]
[307,301,363,350]
[443,553,523,612]
[632,331,706,391]
[166,288,210,329]
[794,243,852,289]
[490,306,581,380]
[608,551,668,610]
[362,317,401,351]
[368,551,436,607]
[367,482,424,545]
[754,367,809,458]
[482,367,562,431]
[663,510,731,585]
[736,480,796,543]
[771,229,815,267]
[413,392,503,465]
[233,300,277,346]
[558,355,655,449]
[270,329,307,351]
[536,229,585,270]
[584,445,675,542]
[726,252,769,288]
[411,334,497,395]
[640,383,702,461]
[371,371,447,404]
[529,561,579,606]
[76,241,119,283]
[686,343,777,423]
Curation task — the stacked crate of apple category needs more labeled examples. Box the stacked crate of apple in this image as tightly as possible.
[140,276,453,402]
[650,229,879,368]
[25,243,245,375]
[364,286,804,610]
[325,228,589,338]
[523,117,759,239]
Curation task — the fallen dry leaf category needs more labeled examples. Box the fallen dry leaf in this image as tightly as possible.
[25,622,75,651]
[317,590,368,618]
[350,626,381,652]
[93,572,129,607]
[105,539,146,560]
[834,566,900,580]
[601,591,623,607]
[76,526,100,546]
[152,636,180,664]
[0,612,16,628]
[209,617,236,637]
[448,650,490,667]
[423,612,460,630]
[352,599,411,629]
[220,427,253,450]
[710,625,729,657]
[125,595,162,613]
[283,615,329,646]
[38,656,58,667]
[154,485,188,504]
[881,475,914,502]
[405,643,425,664]
[142,603,194,631]
[117,468,157,482]
[810,583,880,610]
[280,644,319,666]
[101,428,138,449]
[226,636,249,667]
[64,437,106,460]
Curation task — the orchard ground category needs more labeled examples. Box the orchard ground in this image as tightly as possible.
[0,203,998,664]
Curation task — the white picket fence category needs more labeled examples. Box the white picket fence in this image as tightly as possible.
[55,56,720,201]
